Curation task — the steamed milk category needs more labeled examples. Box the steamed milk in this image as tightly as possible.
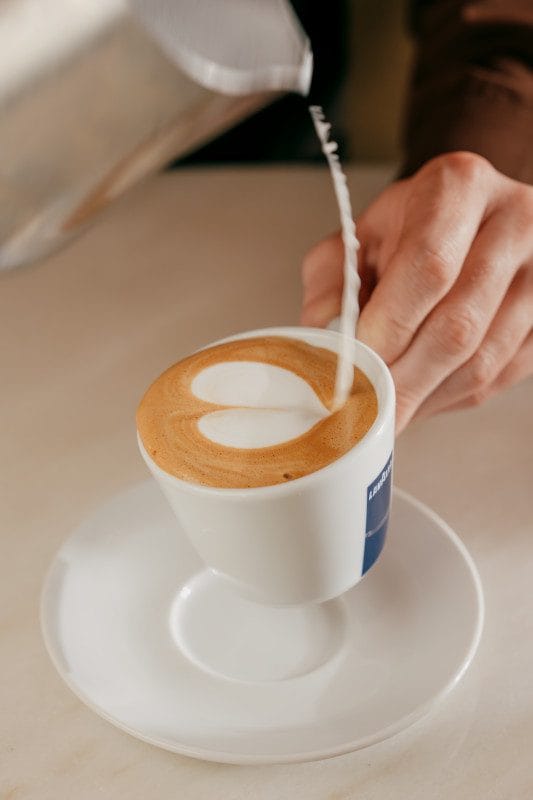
[309,105,361,410]
[137,336,377,489]
[192,360,329,448]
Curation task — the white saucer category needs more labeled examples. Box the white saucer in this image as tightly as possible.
[41,482,483,764]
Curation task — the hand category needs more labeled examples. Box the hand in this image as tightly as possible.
[301,152,533,432]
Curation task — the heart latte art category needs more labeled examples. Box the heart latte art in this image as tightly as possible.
[136,336,377,488]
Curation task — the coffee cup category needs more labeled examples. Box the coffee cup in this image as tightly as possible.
[138,326,395,605]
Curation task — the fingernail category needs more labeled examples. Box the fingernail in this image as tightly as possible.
[326,316,341,332]
[302,295,341,329]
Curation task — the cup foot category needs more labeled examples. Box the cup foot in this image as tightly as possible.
[170,570,346,683]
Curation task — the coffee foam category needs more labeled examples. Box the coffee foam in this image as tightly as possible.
[192,361,328,448]
[137,336,377,489]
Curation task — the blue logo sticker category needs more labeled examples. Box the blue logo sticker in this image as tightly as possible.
[362,453,393,574]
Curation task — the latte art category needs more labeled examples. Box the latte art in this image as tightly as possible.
[193,361,329,448]
[136,336,377,488]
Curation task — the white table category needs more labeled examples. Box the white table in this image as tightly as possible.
[2,166,532,799]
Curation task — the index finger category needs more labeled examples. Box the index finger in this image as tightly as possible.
[357,153,494,363]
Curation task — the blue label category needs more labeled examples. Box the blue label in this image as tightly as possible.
[362,453,393,574]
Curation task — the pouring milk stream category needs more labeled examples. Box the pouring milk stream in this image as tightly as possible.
[309,105,361,412]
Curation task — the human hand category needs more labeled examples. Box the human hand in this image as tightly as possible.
[301,153,533,432]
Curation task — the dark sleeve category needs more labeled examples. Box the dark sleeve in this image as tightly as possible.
[401,0,533,183]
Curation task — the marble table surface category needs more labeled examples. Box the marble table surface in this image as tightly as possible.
[2,165,532,799]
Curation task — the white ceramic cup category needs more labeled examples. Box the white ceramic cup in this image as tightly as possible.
[138,326,395,606]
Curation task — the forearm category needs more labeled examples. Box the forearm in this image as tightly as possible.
[401,0,533,183]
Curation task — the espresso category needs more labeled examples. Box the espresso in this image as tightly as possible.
[136,336,377,489]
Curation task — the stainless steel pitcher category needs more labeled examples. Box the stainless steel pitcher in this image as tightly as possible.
[0,0,312,270]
